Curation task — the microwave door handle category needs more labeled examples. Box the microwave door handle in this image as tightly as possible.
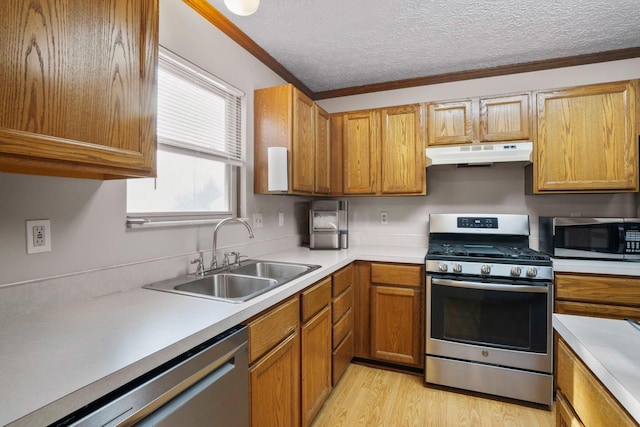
[617,225,626,252]
[431,278,549,294]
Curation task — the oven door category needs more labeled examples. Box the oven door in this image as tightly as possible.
[426,276,552,373]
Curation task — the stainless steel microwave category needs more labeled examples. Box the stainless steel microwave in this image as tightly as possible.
[539,217,640,260]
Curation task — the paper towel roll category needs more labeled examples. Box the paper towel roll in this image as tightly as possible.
[267,147,288,191]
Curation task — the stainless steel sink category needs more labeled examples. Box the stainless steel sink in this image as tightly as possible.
[229,261,315,281]
[175,274,278,301]
[143,260,320,303]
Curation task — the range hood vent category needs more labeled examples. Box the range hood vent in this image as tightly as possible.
[425,142,533,167]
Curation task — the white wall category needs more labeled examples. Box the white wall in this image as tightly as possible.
[317,58,640,249]
[0,1,306,297]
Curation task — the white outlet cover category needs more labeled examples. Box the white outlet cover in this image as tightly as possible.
[26,219,52,254]
[253,213,263,229]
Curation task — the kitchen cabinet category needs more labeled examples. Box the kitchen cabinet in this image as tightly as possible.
[354,262,424,369]
[556,337,637,427]
[339,104,426,196]
[554,272,640,319]
[426,93,531,146]
[0,0,158,180]
[254,84,331,195]
[532,80,639,193]
[300,278,332,427]
[247,297,300,427]
[331,264,354,385]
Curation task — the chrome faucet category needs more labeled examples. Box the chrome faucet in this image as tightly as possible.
[211,217,254,270]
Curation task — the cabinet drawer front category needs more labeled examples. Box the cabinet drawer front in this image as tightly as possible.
[332,287,353,323]
[556,391,585,427]
[332,264,354,297]
[556,273,640,307]
[332,330,354,386]
[371,263,422,287]
[302,277,332,323]
[248,297,299,364]
[555,300,640,320]
[332,308,353,349]
[557,338,637,427]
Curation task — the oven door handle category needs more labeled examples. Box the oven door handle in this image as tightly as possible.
[431,278,549,293]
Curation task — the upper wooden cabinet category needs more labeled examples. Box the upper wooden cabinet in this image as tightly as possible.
[254,84,330,195]
[533,80,639,193]
[339,104,426,196]
[0,0,158,180]
[427,94,531,146]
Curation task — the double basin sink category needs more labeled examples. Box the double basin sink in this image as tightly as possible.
[144,260,321,303]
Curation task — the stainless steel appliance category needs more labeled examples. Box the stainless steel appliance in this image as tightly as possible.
[54,325,249,426]
[539,216,640,261]
[425,214,553,406]
[309,200,348,249]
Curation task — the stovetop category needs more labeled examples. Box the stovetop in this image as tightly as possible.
[427,243,551,265]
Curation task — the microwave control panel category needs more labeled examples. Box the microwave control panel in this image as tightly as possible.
[625,228,640,252]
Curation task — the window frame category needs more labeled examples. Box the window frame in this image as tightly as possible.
[126,47,244,228]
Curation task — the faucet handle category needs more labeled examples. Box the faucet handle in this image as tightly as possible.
[230,252,247,267]
[222,252,231,267]
[190,254,205,276]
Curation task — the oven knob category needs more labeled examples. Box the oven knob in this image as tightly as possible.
[511,266,522,277]
[526,267,538,278]
[452,263,462,273]
[438,263,448,272]
[480,264,491,275]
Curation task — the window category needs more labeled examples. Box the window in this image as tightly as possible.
[127,47,243,227]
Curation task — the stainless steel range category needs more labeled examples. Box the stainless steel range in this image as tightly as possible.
[425,214,553,406]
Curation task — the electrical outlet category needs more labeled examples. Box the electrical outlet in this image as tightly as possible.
[26,219,52,254]
[278,212,284,227]
[253,213,263,229]
[380,211,388,225]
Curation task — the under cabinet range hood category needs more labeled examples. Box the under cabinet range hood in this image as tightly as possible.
[425,142,533,167]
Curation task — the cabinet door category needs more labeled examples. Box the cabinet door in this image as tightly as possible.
[427,100,473,146]
[301,305,332,427]
[379,104,425,194]
[250,332,300,427]
[314,106,331,194]
[370,285,422,367]
[0,0,158,179]
[535,81,638,192]
[343,111,376,194]
[292,89,315,193]
[556,392,585,427]
[479,94,530,142]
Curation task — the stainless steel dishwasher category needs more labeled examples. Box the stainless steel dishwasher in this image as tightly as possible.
[51,325,248,427]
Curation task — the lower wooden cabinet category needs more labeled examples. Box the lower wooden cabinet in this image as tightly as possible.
[247,297,300,427]
[249,332,300,427]
[331,264,355,384]
[354,262,424,369]
[556,337,637,427]
[300,278,332,427]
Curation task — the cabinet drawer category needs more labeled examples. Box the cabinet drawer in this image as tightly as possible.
[332,264,354,297]
[555,273,640,307]
[248,297,299,364]
[301,277,332,323]
[371,263,422,287]
[557,338,637,427]
[332,287,353,323]
[332,330,354,386]
[332,308,353,349]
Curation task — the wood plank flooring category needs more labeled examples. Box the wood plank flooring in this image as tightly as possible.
[311,364,555,427]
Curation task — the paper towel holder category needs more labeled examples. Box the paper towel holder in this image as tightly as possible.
[267,147,288,191]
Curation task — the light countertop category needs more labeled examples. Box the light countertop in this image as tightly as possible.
[0,245,426,427]
[553,313,640,423]
[552,258,640,276]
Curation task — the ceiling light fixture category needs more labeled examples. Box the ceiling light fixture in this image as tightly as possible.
[223,0,259,16]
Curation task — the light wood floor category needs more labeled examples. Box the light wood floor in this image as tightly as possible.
[311,364,555,427]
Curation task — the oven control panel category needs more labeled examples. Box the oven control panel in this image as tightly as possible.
[457,217,498,229]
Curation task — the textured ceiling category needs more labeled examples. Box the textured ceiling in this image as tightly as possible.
[205,0,640,93]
